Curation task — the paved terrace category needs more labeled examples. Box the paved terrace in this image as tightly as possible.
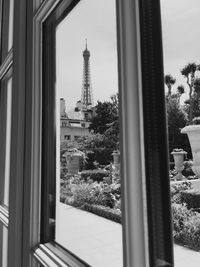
[56,196,200,267]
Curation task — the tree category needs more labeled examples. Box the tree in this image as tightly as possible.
[181,63,200,122]
[164,74,176,99]
[89,101,114,134]
[181,63,197,99]
[89,93,119,134]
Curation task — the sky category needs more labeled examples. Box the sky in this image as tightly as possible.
[160,0,200,104]
[56,0,200,108]
[56,0,118,108]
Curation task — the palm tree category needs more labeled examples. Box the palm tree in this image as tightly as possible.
[176,85,185,103]
[181,63,199,122]
[164,74,176,99]
[181,63,197,99]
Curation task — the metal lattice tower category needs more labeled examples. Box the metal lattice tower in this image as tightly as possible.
[81,39,94,110]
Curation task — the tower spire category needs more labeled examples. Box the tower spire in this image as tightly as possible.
[81,40,93,110]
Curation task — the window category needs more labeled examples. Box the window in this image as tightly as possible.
[0,0,176,266]
[1,0,14,62]
[0,1,14,266]
[0,69,12,208]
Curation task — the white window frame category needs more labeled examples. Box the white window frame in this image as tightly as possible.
[7,0,174,266]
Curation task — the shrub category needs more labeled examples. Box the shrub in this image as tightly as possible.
[80,169,109,182]
[172,203,200,250]
[62,181,119,209]
[170,181,192,204]
[82,204,121,223]
[182,161,195,177]
[180,189,200,210]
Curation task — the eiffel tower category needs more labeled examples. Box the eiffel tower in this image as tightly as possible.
[81,39,94,111]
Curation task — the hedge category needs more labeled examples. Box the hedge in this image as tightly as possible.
[180,189,200,210]
[80,169,109,182]
[172,203,200,250]
[81,203,121,223]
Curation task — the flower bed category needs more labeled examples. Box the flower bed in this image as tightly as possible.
[60,174,121,222]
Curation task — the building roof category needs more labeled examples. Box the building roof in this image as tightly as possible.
[65,107,85,121]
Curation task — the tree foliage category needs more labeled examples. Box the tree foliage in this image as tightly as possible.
[164,74,176,99]
[89,93,119,135]
[181,62,200,122]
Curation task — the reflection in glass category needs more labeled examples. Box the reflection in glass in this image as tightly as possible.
[55,0,123,266]
[0,75,12,207]
[0,224,8,267]
[2,226,8,267]
[161,0,200,265]
[1,0,14,62]
[8,0,14,51]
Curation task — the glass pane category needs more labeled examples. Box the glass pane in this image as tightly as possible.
[161,0,200,266]
[55,1,123,266]
[0,224,8,267]
[0,72,12,207]
[1,0,14,61]
[8,0,14,51]
[2,226,8,267]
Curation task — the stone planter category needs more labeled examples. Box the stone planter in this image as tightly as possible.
[171,149,187,180]
[181,125,200,177]
[63,150,83,175]
[112,151,120,165]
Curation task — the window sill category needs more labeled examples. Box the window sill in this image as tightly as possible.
[33,242,90,267]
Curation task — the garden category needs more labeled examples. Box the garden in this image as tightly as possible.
[60,62,200,253]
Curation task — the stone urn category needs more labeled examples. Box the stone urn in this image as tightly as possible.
[181,125,200,177]
[64,149,84,175]
[171,149,187,180]
[112,151,120,165]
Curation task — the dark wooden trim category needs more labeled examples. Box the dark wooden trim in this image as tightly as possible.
[41,19,56,243]
[138,0,174,266]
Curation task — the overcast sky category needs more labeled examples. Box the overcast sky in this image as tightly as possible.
[56,0,200,107]
[56,0,117,108]
[161,0,200,103]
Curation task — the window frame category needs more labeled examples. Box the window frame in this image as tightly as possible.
[9,0,174,266]
[32,0,151,266]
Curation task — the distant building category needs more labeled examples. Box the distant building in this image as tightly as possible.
[60,41,94,141]
[60,98,91,141]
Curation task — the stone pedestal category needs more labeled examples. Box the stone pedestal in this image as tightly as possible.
[64,150,83,175]
[112,151,120,165]
[171,149,187,180]
[181,125,200,178]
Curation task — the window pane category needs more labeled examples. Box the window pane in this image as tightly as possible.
[0,72,12,207]
[0,224,8,267]
[1,0,14,61]
[161,0,200,266]
[8,0,14,51]
[53,0,122,266]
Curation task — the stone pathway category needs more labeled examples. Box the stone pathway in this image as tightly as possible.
[56,186,200,267]
[174,244,200,267]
